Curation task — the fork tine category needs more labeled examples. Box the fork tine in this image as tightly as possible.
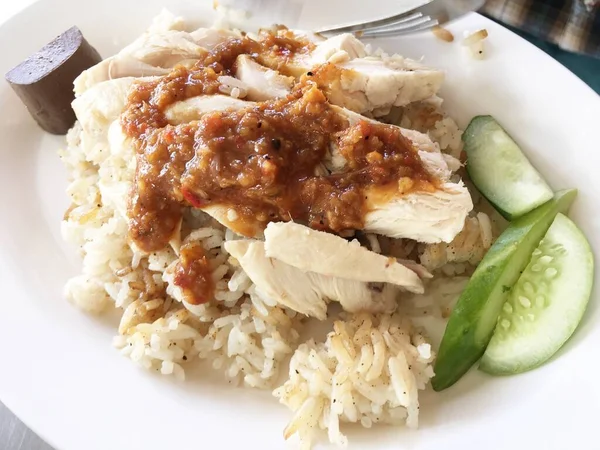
[355,12,425,33]
[315,0,443,34]
[358,14,433,35]
[359,18,440,38]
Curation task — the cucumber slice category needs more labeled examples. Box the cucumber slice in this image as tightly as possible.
[480,214,593,374]
[432,189,577,391]
[464,116,553,220]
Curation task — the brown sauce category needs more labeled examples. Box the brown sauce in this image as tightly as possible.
[172,242,215,305]
[121,31,435,302]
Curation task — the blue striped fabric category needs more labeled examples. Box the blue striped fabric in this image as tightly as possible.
[482,0,599,57]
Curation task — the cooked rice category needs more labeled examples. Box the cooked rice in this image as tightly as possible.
[432,25,455,43]
[218,75,249,99]
[196,297,301,388]
[274,312,435,449]
[385,97,464,159]
[419,212,495,273]
[463,29,489,60]
[59,12,498,449]
[113,309,199,380]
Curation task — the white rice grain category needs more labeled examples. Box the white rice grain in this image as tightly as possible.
[274,312,434,447]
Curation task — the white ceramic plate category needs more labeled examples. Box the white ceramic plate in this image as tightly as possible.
[1,1,599,449]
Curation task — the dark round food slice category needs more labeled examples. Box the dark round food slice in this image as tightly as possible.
[5,26,102,134]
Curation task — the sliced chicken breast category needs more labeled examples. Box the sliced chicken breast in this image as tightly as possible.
[161,89,471,244]
[364,183,473,243]
[263,222,424,293]
[189,27,240,47]
[256,31,444,113]
[263,32,367,77]
[225,239,400,318]
[74,28,238,95]
[323,57,445,116]
[235,55,294,101]
[203,205,266,241]
[164,95,255,125]
[327,106,472,243]
[135,94,261,240]
[72,77,150,144]
[332,106,462,178]
[307,33,367,65]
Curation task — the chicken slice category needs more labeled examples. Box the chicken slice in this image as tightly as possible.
[126,29,236,67]
[307,33,367,65]
[263,222,424,293]
[325,106,472,243]
[164,95,255,125]
[235,55,294,101]
[239,31,440,113]
[74,28,238,95]
[264,32,367,78]
[225,239,400,319]
[162,91,470,244]
[323,57,445,116]
[225,239,327,318]
[72,77,154,147]
[189,27,241,48]
[126,94,259,240]
[233,34,443,115]
[257,31,443,113]
[364,183,473,243]
[331,106,460,179]
[205,205,266,240]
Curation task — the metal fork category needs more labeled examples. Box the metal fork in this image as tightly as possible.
[315,0,485,38]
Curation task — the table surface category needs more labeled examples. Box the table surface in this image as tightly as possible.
[0,402,51,450]
[1,2,597,450]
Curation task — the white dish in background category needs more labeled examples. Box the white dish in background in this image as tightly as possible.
[0,1,599,449]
